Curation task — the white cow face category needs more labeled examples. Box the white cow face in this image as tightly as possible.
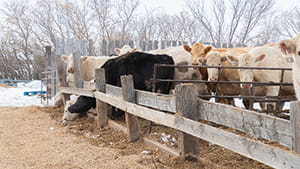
[278,36,300,62]
[227,53,265,88]
[205,52,225,81]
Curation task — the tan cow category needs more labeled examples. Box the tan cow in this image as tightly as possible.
[227,46,294,112]
[204,51,250,107]
[183,43,250,65]
[183,43,250,94]
[278,33,300,100]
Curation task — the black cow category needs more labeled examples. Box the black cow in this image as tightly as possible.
[64,52,174,120]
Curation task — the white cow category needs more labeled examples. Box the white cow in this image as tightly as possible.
[114,45,138,56]
[61,54,117,86]
[227,46,293,112]
[278,33,300,100]
[149,46,210,96]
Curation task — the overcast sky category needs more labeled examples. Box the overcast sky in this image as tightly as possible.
[139,0,300,15]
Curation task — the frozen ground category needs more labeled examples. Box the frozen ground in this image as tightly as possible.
[0,80,52,107]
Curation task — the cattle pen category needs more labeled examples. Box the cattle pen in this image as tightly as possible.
[153,64,296,115]
[51,43,300,169]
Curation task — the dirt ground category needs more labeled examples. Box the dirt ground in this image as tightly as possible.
[0,106,273,169]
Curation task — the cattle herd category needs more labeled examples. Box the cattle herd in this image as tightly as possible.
[55,33,300,122]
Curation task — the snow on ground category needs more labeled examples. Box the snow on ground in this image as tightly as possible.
[0,80,53,107]
[0,80,290,111]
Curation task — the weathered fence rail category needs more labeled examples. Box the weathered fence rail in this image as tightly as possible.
[59,70,300,169]
[60,83,292,148]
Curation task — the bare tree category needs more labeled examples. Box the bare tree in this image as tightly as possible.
[238,0,275,45]
[277,7,300,38]
[186,0,216,44]
[227,0,247,45]
[115,0,140,42]
[2,1,35,79]
[90,0,116,40]
[185,0,275,46]
[212,0,226,45]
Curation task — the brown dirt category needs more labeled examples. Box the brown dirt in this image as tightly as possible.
[0,106,273,169]
[0,83,14,88]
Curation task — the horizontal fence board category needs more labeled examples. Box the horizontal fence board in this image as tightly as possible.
[94,91,300,169]
[61,85,292,148]
[105,84,176,112]
[136,90,176,112]
[198,99,292,148]
[83,81,95,89]
[59,87,94,97]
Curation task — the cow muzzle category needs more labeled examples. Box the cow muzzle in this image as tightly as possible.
[208,77,218,81]
[241,83,252,88]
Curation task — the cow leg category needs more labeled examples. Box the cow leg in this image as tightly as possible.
[266,86,280,113]
[108,108,124,120]
[228,98,235,106]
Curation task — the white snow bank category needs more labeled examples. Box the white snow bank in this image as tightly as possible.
[0,80,51,107]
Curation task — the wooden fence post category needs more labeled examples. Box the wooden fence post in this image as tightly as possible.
[101,40,107,55]
[172,41,177,47]
[108,40,115,55]
[175,84,199,160]
[121,75,140,142]
[290,101,300,153]
[161,40,166,49]
[95,68,110,128]
[88,39,94,56]
[72,50,83,88]
[54,38,70,104]
[153,40,159,49]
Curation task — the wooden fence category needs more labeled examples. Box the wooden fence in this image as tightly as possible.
[56,51,300,169]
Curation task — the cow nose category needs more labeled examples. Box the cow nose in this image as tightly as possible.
[242,83,251,88]
[209,77,217,81]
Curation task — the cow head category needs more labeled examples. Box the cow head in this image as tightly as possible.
[183,43,213,66]
[114,45,138,56]
[227,53,265,88]
[278,34,300,63]
[205,52,226,81]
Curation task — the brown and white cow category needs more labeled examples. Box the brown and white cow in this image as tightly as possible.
[183,43,251,66]
[227,46,294,112]
[183,43,250,94]
[204,51,250,107]
[278,33,300,100]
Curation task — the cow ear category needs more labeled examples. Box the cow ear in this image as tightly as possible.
[114,48,120,55]
[278,39,296,54]
[81,56,88,61]
[61,55,69,62]
[183,45,191,53]
[255,54,266,62]
[221,56,227,62]
[204,46,212,54]
[226,55,237,62]
[132,48,138,52]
